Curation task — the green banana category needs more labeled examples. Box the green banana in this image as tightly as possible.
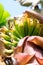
[32,23,42,36]
[0,32,11,41]
[4,49,13,55]
[16,23,25,37]
[0,26,9,34]
[14,19,25,37]
[2,26,8,32]
[12,26,22,39]
[8,32,20,41]
[28,18,38,36]
[24,20,29,36]
[18,24,25,37]
[1,39,17,49]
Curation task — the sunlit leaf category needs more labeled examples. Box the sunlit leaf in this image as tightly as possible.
[0,4,10,27]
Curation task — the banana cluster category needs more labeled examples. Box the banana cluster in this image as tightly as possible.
[0,14,43,55]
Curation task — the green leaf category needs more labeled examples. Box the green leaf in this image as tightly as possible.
[0,4,4,18]
[0,4,4,23]
[0,4,10,27]
[2,10,10,20]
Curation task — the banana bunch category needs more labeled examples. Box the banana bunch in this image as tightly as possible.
[14,16,42,36]
[0,14,43,55]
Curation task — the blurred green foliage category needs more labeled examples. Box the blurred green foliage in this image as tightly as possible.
[0,4,10,27]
